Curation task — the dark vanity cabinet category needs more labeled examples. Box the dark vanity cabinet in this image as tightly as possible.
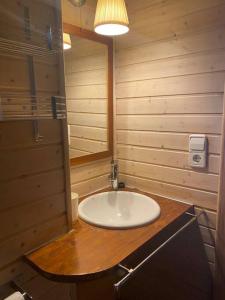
[76,213,212,300]
[25,193,212,300]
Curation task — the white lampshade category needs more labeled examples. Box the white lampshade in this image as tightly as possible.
[63,33,72,50]
[94,0,129,36]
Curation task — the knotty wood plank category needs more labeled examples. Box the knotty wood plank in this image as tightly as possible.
[71,137,107,153]
[0,120,62,149]
[116,4,225,48]
[120,174,217,210]
[116,94,223,115]
[71,174,110,197]
[0,193,66,241]
[0,144,64,182]
[116,28,225,67]
[117,145,220,174]
[70,159,110,185]
[119,160,218,192]
[0,215,67,267]
[117,130,221,154]
[116,50,225,83]
[68,112,107,128]
[116,72,225,98]
[67,99,107,114]
[70,125,107,141]
[66,69,107,86]
[66,84,107,99]
[117,115,222,134]
[0,168,65,211]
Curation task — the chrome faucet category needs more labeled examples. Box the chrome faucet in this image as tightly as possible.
[109,160,119,190]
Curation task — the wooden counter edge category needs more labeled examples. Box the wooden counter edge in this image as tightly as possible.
[24,188,192,282]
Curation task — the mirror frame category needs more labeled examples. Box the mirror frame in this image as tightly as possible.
[63,23,113,166]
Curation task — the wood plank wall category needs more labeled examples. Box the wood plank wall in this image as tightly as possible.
[0,0,109,299]
[115,0,225,272]
[0,0,72,299]
[65,36,108,158]
[62,0,111,198]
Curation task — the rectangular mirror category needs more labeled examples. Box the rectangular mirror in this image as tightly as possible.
[63,23,113,165]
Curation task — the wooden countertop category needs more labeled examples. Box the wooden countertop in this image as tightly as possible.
[25,189,191,281]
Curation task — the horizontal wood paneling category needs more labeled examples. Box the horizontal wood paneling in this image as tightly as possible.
[71,137,107,153]
[62,0,96,31]
[119,174,217,210]
[0,2,70,299]
[0,53,59,94]
[65,69,106,86]
[65,36,108,159]
[35,62,59,92]
[117,50,225,83]
[0,193,66,241]
[118,145,220,174]
[69,149,91,158]
[127,0,225,27]
[117,115,222,134]
[70,125,107,141]
[0,144,64,182]
[119,159,218,192]
[67,99,107,113]
[0,169,65,211]
[66,84,107,99]
[0,214,67,272]
[116,27,225,67]
[65,53,107,73]
[117,131,221,154]
[0,120,62,149]
[70,159,111,197]
[115,1,224,273]
[71,174,109,197]
[125,0,164,13]
[116,72,225,98]
[116,2,225,48]
[63,0,111,201]
[117,94,223,115]
[0,54,29,90]
[0,113,69,291]
[70,158,110,185]
[68,112,107,128]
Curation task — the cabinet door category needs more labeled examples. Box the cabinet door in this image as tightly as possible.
[117,217,212,300]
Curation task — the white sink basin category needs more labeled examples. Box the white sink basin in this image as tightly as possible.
[78,191,161,229]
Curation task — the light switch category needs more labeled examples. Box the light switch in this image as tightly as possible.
[189,134,207,168]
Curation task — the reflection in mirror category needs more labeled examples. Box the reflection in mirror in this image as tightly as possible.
[64,34,108,159]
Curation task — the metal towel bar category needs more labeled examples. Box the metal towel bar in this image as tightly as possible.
[114,211,202,296]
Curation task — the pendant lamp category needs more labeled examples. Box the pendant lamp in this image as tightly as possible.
[94,0,129,36]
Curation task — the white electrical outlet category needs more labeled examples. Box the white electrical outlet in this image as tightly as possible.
[189,134,207,168]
